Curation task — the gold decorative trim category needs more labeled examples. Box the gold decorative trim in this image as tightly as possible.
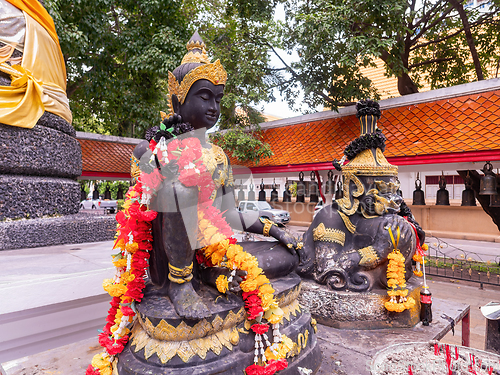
[168,60,227,106]
[281,299,301,322]
[276,284,301,307]
[358,246,379,269]
[338,211,356,234]
[201,144,230,195]
[168,262,193,284]
[286,329,310,358]
[310,318,318,333]
[343,149,398,176]
[139,308,245,341]
[312,223,345,246]
[131,323,240,363]
[337,197,359,216]
[130,155,140,182]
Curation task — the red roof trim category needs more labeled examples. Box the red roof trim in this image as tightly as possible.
[81,171,132,179]
[245,149,500,174]
[388,149,500,165]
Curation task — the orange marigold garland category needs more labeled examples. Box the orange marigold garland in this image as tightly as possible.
[86,184,157,375]
[384,227,416,313]
[87,134,290,375]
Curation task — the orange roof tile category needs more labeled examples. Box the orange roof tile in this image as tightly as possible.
[229,89,500,169]
[79,139,136,176]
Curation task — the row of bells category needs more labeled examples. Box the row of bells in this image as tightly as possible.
[81,185,125,201]
[237,170,344,203]
[412,175,476,206]
[414,163,500,207]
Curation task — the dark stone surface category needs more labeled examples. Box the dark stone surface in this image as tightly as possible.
[0,175,80,220]
[299,278,422,329]
[0,213,116,250]
[0,124,81,178]
[486,319,500,354]
[36,111,75,137]
[117,274,321,374]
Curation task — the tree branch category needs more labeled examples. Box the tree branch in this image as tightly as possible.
[446,0,483,80]
[409,56,455,69]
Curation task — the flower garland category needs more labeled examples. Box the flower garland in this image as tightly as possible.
[384,226,416,313]
[86,184,157,375]
[88,131,290,375]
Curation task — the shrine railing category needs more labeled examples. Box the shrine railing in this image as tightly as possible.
[423,237,500,287]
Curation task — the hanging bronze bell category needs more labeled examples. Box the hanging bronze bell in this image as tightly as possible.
[93,184,100,200]
[248,181,255,201]
[436,174,450,206]
[258,179,266,201]
[296,171,305,203]
[413,173,425,205]
[480,162,497,195]
[309,171,319,203]
[270,179,279,202]
[461,173,476,206]
[325,170,335,195]
[116,187,124,200]
[283,179,291,202]
[104,185,112,200]
[238,180,245,202]
[490,192,500,207]
[335,180,343,200]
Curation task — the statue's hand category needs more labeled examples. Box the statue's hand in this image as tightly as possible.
[376,215,414,254]
[273,227,303,255]
[228,270,247,293]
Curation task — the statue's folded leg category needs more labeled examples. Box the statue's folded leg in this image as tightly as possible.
[239,241,299,279]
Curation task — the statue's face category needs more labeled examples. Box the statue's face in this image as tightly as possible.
[176,79,224,131]
[359,176,402,216]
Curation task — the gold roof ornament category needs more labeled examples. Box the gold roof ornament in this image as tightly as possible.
[167,31,227,114]
[342,100,397,177]
[342,148,398,177]
[337,100,398,216]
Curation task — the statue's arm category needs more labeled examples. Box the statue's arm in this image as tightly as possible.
[218,184,300,252]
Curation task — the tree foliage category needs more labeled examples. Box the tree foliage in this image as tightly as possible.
[279,0,500,111]
[190,0,281,163]
[45,0,191,137]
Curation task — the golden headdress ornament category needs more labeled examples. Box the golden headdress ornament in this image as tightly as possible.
[336,100,398,216]
[167,31,227,114]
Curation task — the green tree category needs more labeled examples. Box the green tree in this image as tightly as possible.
[192,0,280,163]
[45,0,192,137]
[278,0,500,111]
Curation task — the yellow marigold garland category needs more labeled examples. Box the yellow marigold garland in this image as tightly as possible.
[384,227,416,313]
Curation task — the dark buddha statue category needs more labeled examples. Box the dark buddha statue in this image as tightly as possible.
[113,32,319,375]
[133,32,302,320]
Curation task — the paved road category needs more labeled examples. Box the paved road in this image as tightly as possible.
[426,236,500,263]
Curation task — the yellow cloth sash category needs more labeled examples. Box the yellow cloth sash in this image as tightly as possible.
[0,1,71,128]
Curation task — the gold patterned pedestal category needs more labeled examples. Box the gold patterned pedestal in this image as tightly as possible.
[116,273,321,374]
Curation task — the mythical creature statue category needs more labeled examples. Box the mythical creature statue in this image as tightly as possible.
[297,100,425,293]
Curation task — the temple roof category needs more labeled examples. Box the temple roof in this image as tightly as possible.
[229,80,500,172]
[77,79,500,178]
[78,133,138,179]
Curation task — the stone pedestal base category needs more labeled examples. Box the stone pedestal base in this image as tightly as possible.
[117,273,321,374]
[486,319,500,354]
[0,213,116,250]
[298,278,422,329]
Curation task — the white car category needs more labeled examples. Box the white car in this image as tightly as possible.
[238,201,290,225]
[80,198,100,210]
